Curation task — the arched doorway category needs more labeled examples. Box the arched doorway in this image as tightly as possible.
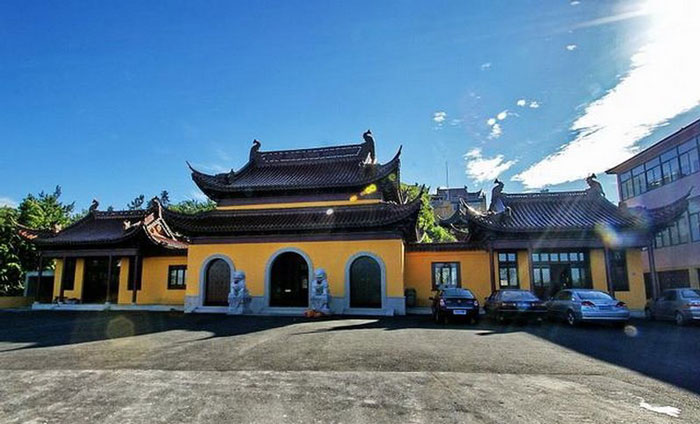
[269,252,309,307]
[204,258,231,306]
[349,256,382,308]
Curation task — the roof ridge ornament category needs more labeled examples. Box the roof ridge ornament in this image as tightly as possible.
[489,179,506,214]
[586,173,605,197]
[250,139,261,161]
[362,129,376,163]
[88,198,99,213]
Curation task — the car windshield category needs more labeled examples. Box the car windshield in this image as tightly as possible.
[501,291,538,301]
[576,291,613,300]
[443,288,474,298]
[681,289,700,299]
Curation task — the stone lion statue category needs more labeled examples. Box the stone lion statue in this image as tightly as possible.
[310,268,331,314]
[227,270,251,315]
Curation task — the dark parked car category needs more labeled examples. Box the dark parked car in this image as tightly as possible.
[430,288,480,324]
[547,289,630,326]
[484,289,547,323]
[645,288,700,326]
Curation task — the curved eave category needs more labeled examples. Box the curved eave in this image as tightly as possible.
[161,194,420,237]
[188,147,402,199]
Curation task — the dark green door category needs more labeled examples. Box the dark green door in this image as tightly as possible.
[350,256,381,308]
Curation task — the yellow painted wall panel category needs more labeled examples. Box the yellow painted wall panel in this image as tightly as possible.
[186,239,405,299]
[590,249,608,292]
[404,250,491,307]
[53,259,63,299]
[517,250,531,291]
[217,199,381,210]
[137,256,188,305]
[616,249,647,310]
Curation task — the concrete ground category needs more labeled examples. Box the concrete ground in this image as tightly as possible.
[0,311,699,423]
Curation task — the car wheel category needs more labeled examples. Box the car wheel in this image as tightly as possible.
[472,316,480,325]
[675,311,686,326]
[645,308,654,321]
[496,313,506,324]
[566,310,578,327]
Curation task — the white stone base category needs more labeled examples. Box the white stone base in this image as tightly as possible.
[31,303,184,312]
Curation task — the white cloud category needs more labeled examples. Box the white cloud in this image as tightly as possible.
[570,1,580,5]
[516,99,527,107]
[513,0,700,189]
[529,101,540,108]
[566,44,578,51]
[496,110,508,120]
[489,123,502,139]
[480,62,492,71]
[465,148,517,182]
[450,119,462,126]
[0,197,17,208]
[486,117,496,126]
[433,111,447,123]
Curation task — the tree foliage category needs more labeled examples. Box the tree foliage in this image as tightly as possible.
[127,194,145,210]
[0,207,24,295]
[0,186,76,295]
[401,183,456,243]
[168,199,216,214]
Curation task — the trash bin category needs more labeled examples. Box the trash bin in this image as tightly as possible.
[405,288,417,308]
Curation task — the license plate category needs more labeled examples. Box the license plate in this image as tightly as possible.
[598,306,611,310]
[453,310,467,315]
[517,303,529,309]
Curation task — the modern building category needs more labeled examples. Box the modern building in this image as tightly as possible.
[430,187,486,218]
[607,118,700,293]
[20,131,687,313]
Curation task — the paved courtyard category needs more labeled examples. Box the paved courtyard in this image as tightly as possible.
[1,311,699,423]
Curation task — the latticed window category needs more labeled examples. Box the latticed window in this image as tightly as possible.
[497,252,518,288]
[432,262,460,290]
[168,265,187,290]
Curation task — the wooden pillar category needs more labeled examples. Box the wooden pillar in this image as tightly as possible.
[131,254,140,304]
[647,242,660,299]
[35,253,43,303]
[603,247,614,296]
[105,255,113,304]
[488,244,496,293]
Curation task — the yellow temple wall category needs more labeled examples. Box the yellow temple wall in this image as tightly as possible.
[185,239,405,299]
[404,250,492,307]
[216,198,381,210]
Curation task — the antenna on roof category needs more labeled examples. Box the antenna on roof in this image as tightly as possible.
[445,161,449,189]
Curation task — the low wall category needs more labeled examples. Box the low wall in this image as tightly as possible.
[0,296,33,309]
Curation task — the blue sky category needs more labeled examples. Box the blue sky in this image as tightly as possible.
[1,0,699,211]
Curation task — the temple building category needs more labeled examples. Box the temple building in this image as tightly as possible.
[430,187,486,218]
[20,131,688,314]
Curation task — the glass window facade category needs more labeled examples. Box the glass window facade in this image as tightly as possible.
[618,135,700,201]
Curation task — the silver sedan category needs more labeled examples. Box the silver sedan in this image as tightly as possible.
[645,288,700,326]
[547,289,630,326]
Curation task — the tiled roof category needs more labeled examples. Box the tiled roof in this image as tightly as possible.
[189,138,402,201]
[161,198,421,240]
[19,206,188,250]
[443,189,690,235]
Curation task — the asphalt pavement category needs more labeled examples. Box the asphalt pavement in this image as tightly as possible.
[0,311,698,423]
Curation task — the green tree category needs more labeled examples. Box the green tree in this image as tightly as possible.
[401,183,456,243]
[159,190,171,207]
[0,207,24,295]
[169,199,216,214]
[127,194,145,210]
[0,186,76,295]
